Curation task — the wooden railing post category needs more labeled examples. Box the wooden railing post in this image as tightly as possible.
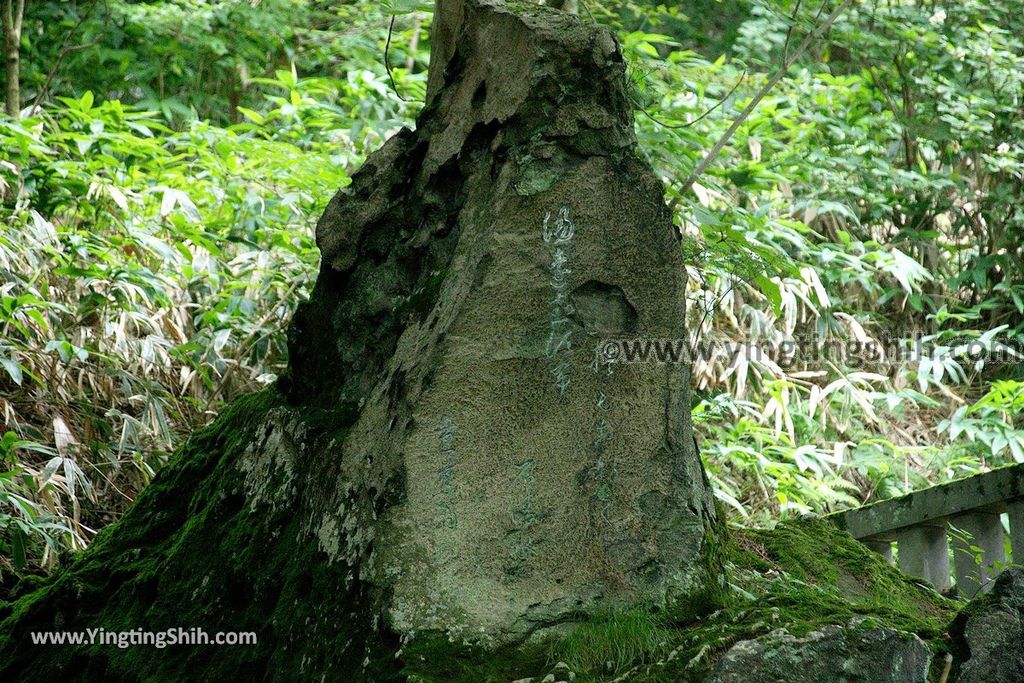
[950,510,1005,598]
[895,523,950,591]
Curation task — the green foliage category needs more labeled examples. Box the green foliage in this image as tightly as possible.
[15,1,427,125]
[3,0,1024,576]
[0,9,424,574]
[612,0,1024,521]
[940,380,1024,462]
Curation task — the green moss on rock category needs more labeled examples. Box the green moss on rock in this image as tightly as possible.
[0,389,402,682]
[602,518,958,682]
[359,519,959,683]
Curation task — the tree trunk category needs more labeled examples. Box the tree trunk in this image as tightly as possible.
[0,1,722,679]
[2,0,23,118]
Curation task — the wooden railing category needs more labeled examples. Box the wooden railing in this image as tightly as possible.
[835,462,1024,597]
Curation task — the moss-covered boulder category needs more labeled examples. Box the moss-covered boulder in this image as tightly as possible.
[706,621,932,683]
[285,0,722,642]
[376,519,959,682]
[950,567,1024,682]
[555,519,958,683]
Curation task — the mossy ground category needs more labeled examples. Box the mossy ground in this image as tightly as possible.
[633,518,959,682]
[397,518,959,683]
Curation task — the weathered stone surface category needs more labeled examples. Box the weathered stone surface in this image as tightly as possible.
[284,0,720,643]
[952,567,1024,683]
[706,620,931,683]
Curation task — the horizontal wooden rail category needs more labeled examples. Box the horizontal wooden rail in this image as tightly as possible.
[835,463,1024,598]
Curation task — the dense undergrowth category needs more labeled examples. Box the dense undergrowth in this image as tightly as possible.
[0,0,1022,580]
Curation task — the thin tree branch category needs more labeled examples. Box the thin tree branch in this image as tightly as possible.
[3,0,25,118]
[30,0,101,115]
[668,0,856,210]
[405,20,420,73]
[635,70,747,131]
[384,15,408,102]
[782,0,803,63]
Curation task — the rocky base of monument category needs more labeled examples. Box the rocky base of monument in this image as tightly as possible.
[399,521,1024,683]
[399,519,1024,683]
